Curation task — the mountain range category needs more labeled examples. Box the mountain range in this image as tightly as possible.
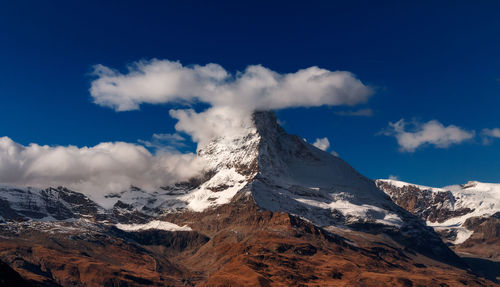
[0,111,498,286]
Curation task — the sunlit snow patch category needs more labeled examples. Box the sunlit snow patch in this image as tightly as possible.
[180,167,248,212]
[116,220,192,232]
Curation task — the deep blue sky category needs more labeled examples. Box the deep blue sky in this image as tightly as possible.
[1,1,499,186]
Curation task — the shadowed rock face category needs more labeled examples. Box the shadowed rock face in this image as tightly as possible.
[457,212,500,260]
[463,212,500,240]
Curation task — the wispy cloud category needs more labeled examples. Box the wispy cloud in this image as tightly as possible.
[388,174,400,180]
[382,119,475,152]
[481,128,500,145]
[335,108,373,117]
[139,133,187,151]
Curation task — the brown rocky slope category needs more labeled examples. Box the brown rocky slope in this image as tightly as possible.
[0,194,496,286]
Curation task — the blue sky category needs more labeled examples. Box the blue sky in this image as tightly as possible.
[1,1,499,187]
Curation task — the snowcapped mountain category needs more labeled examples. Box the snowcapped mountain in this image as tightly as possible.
[95,111,409,229]
[376,179,500,259]
[240,111,405,227]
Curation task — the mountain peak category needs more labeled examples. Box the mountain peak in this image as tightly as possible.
[252,110,281,134]
[185,110,406,227]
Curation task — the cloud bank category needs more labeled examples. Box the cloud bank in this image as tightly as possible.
[138,133,187,152]
[0,136,205,205]
[90,59,373,146]
[382,119,475,152]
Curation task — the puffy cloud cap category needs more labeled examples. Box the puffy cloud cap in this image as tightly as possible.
[90,59,372,147]
[90,59,372,112]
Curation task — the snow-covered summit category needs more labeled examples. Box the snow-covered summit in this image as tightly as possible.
[112,111,407,227]
[153,111,402,228]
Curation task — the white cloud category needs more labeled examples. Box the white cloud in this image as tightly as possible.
[169,106,255,147]
[90,59,372,112]
[0,136,206,206]
[481,128,500,145]
[482,128,500,137]
[382,119,475,152]
[312,137,330,151]
[90,59,372,146]
[388,174,400,180]
[335,108,373,117]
